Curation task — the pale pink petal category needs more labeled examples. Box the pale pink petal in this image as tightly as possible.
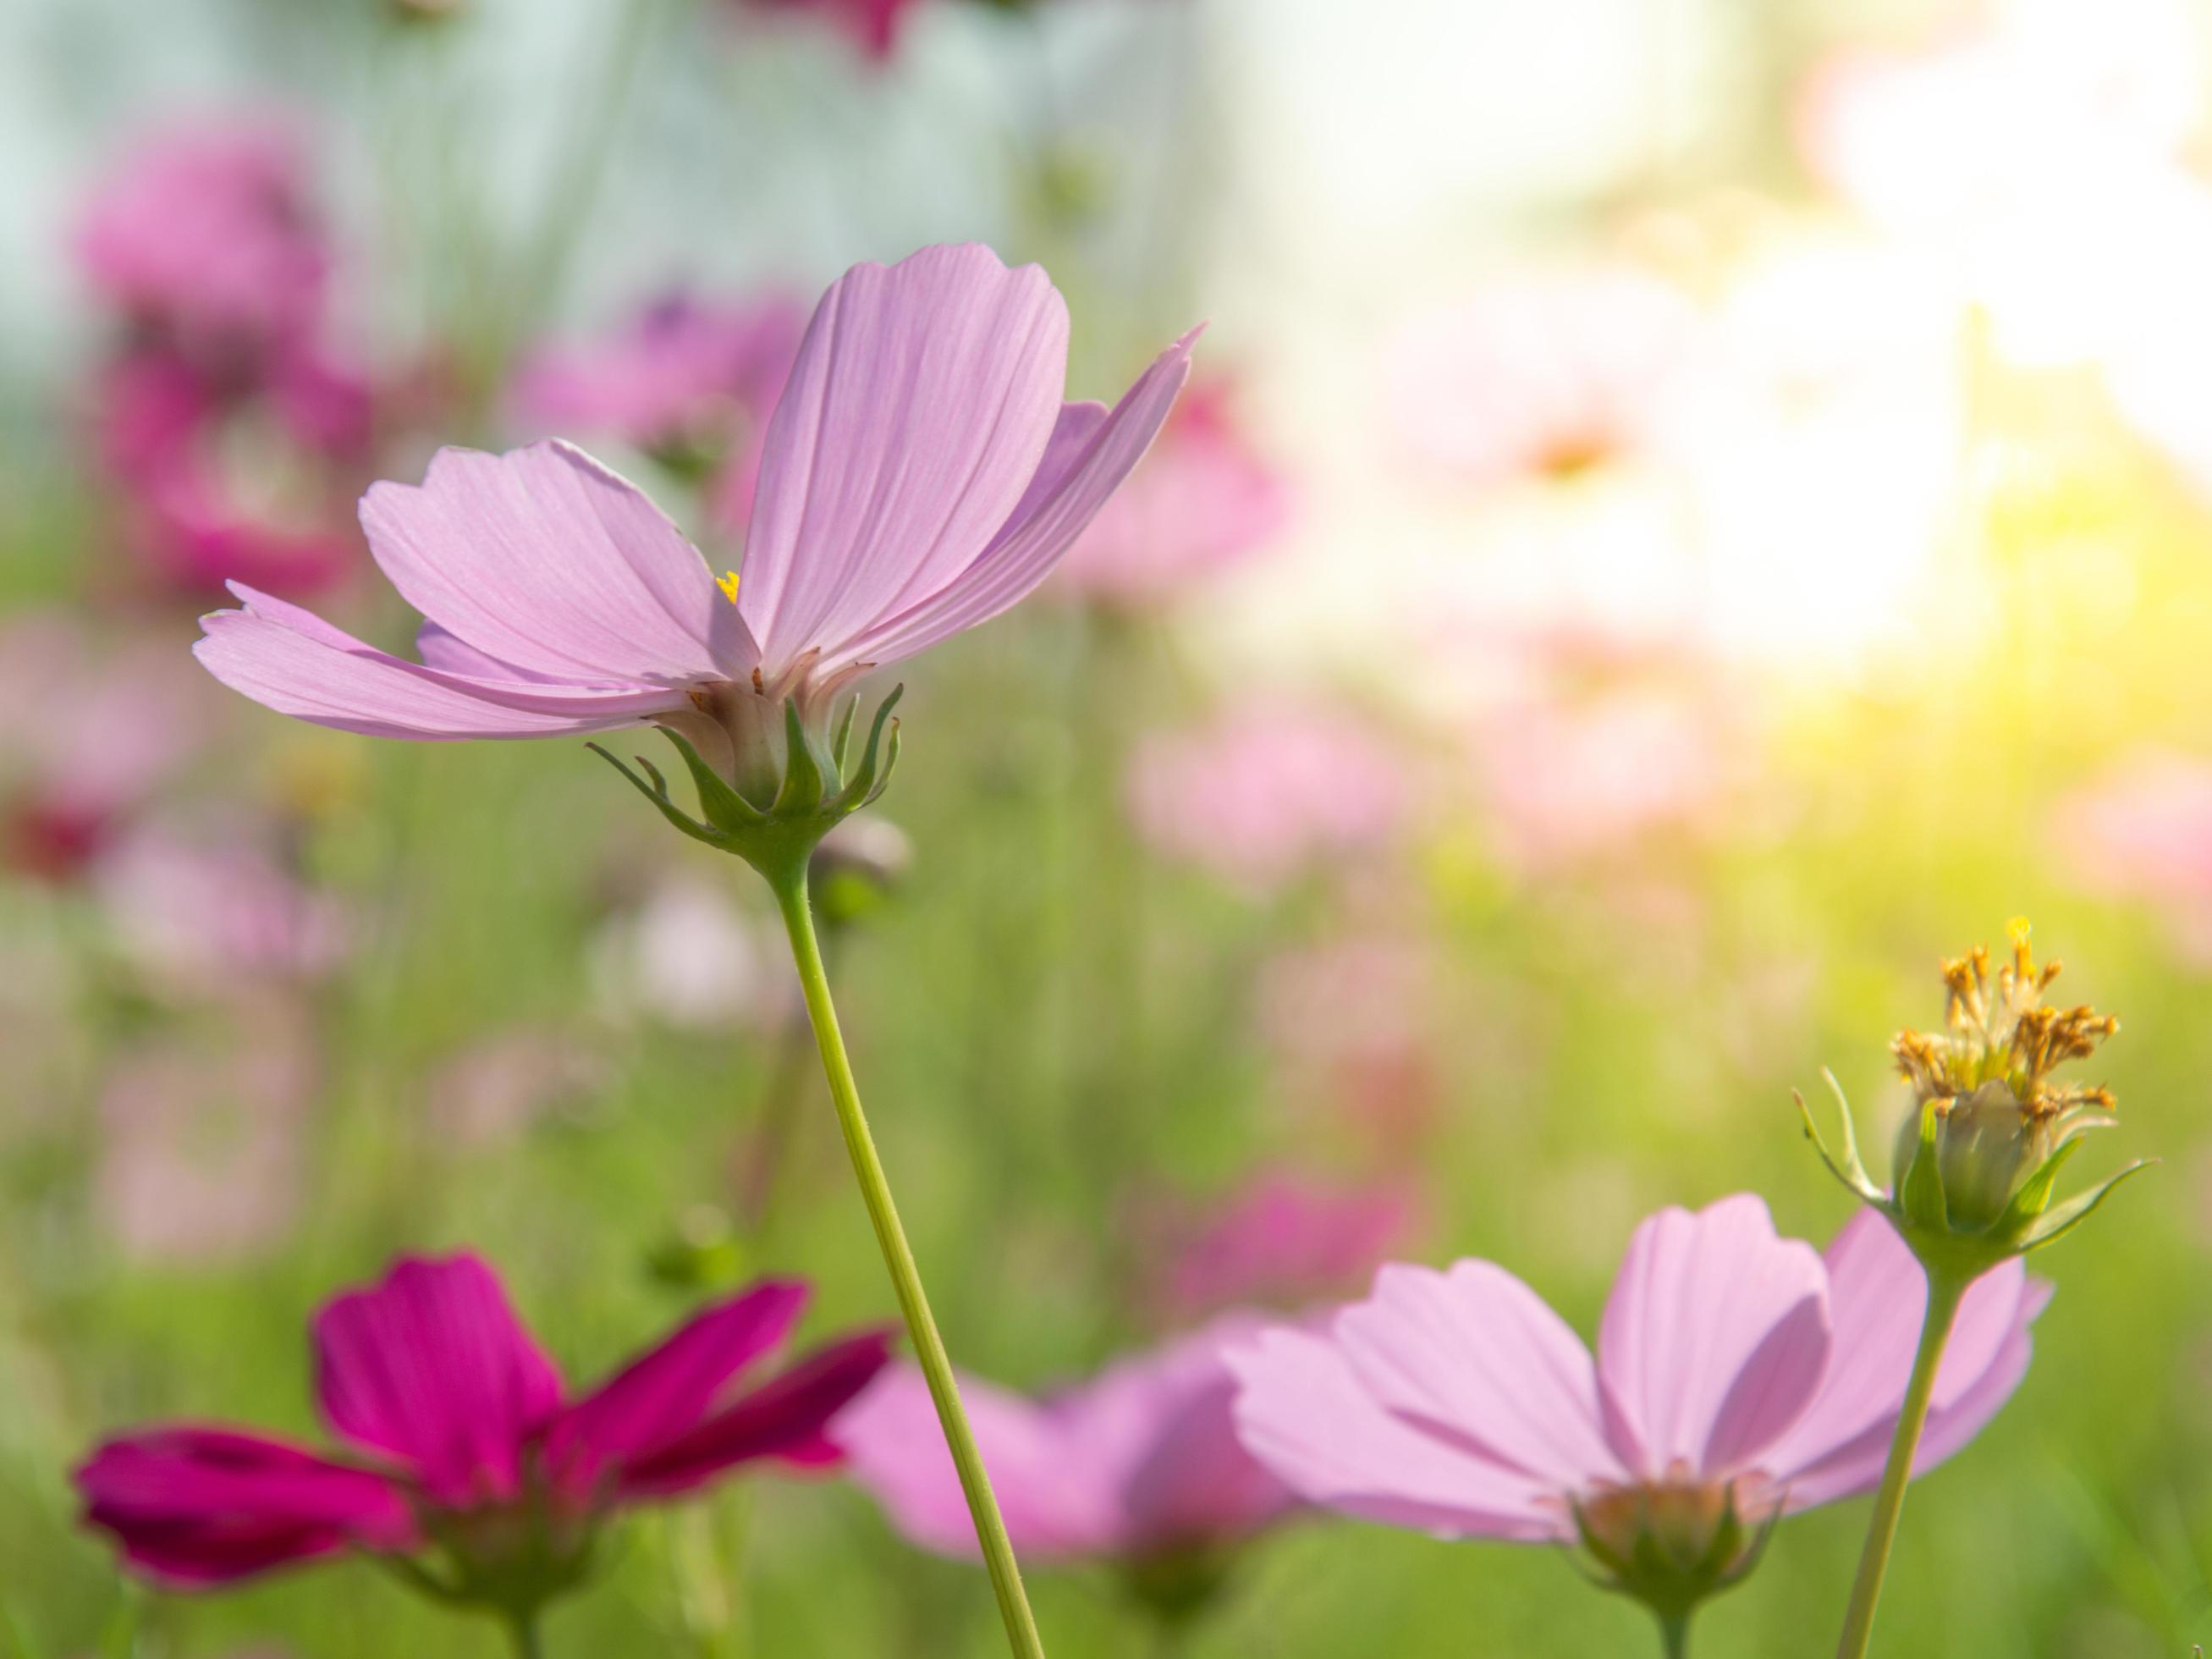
[1226,1326,1566,1541]
[830,332,1197,670]
[195,585,682,740]
[358,441,749,684]
[1334,1261,1621,1488]
[1596,1194,1831,1480]
[737,245,1070,670]
[313,1255,564,1506]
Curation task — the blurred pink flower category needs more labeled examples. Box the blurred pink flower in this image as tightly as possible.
[1387,267,1700,488]
[836,1318,1297,1566]
[514,290,806,536]
[95,826,349,991]
[1231,1198,2044,1560]
[194,245,1193,744]
[736,0,923,62]
[1148,1172,1416,1323]
[427,1027,610,1148]
[590,874,785,1031]
[1055,380,1290,607]
[78,1257,890,1590]
[1127,702,1410,893]
[94,1032,313,1266]
[1254,935,1444,1150]
[2054,752,2212,965]
[74,116,332,358]
[0,615,208,883]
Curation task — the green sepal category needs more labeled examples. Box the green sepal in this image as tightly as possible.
[1899,1099,1950,1234]
[830,694,860,774]
[828,685,903,814]
[657,727,768,833]
[586,744,731,850]
[773,698,833,815]
[2017,1159,2158,1254]
[1987,1137,2083,1243]
[1797,1074,1885,1206]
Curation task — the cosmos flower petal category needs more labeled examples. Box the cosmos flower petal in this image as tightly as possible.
[1595,1194,1831,1479]
[737,245,1070,670]
[74,1427,415,1589]
[358,440,750,684]
[1227,1326,1566,1541]
[313,1254,564,1506]
[829,331,1197,670]
[546,1279,810,1490]
[617,1327,894,1501]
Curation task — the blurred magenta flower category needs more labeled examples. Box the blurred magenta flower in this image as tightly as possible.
[74,116,332,358]
[1387,267,1699,487]
[736,0,923,62]
[837,1318,1297,1583]
[96,825,350,992]
[2055,752,2212,965]
[1054,380,1290,608]
[95,1031,314,1266]
[1230,1197,2044,1629]
[1127,701,1410,893]
[194,245,1193,796]
[77,1256,890,1606]
[513,289,806,535]
[1147,1171,1416,1323]
[0,615,209,883]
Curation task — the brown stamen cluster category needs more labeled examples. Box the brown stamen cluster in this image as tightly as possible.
[1891,919,2117,1121]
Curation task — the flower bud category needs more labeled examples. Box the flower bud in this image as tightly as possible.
[1573,1470,1775,1625]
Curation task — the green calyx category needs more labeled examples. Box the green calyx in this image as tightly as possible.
[373,1487,598,1634]
[1570,1479,1774,1628]
[1797,1071,2154,1281]
[589,687,903,884]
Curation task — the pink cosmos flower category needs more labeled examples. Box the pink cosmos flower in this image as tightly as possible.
[836,1318,1297,1568]
[590,873,787,1031]
[95,825,350,992]
[1054,380,1290,607]
[514,290,806,538]
[1387,267,1700,488]
[193,245,1193,768]
[74,116,332,356]
[77,1254,891,1594]
[428,1027,610,1149]
[2054,752,2212,966]
[736,0,924,63]
[1230,1197,2044,1590]
[1253,935,1444,1154]
[1127,701,1410,893]
[1147,1171,1416,1323]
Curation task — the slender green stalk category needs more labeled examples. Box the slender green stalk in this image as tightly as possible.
[1657,1610,1693,1659]
[768,866,1048,1659]
[1834,1270,1968,1659]
[504,1611,543,1659]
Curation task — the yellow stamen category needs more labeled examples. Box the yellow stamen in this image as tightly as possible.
[716,570,741,604]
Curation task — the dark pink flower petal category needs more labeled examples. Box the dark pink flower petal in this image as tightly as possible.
[737,245,1070,674]
[75,1426,415,1589]
[618,1327,894,1501]
[543,1279,809,1495]
[313,1254,564,1506]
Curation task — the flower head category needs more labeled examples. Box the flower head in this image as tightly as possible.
[193,245,1193,876]
[1145,1171,1417,1323]
[77,1254,889,1619]
[837,1320,1297,1617]
[1802,923,2150,1277]
[1229,1197,2045,1628]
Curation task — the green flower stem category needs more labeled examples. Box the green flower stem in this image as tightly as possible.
[504,1611,543,1659]
[1658,1611,1694,1659]
[1834,1269,1968,1659]
[768,864,1048,1659]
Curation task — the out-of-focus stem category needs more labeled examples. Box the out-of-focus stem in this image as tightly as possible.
[766,864,1047,1659]
[1833,1269,1967,1659]
[1658,1609,1693,1659]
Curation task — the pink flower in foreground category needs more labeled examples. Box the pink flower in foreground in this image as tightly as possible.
[1231,1197,2044,1616]
[1388,268,1700,488]
[514,290,806,534]
[838,1320,1296,1578]
[78,1255,890,1602]
[1127,702,1410,893]
[1148,1172,1417,1324]
[2055,752,2212,966]
[74,117,332,356]
[194,245,1193,791]
[1054,380,1290,607]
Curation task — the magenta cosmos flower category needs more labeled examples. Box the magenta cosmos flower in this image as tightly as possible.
[1230,1196,2044,1635]
[195,244,1193,852]
[837,1320,1297,1617]
[77,1254,890,1611]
